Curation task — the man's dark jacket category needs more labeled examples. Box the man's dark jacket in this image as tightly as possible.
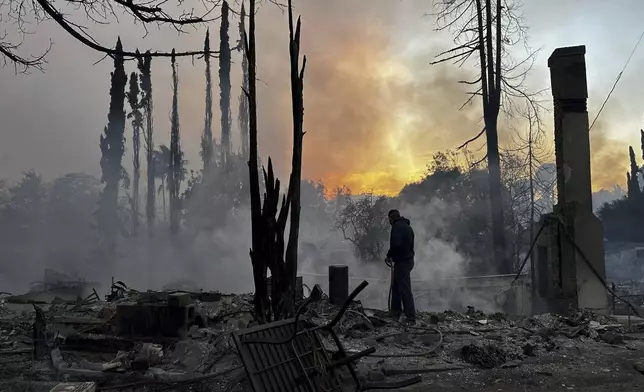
[387,217,415,262]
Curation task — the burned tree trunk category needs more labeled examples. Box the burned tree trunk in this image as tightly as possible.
[169,50,182,235]
[243,0,306,323]
[244,0,268,322]
[284,0,306,308]
[486,0,509,273]
[238,3,250,158]
[432,0,542,274]
[261,160,291,320]
[137,52,155,235]
[219,1,231,165]
[201,30,214,170]
[127,72,143,237]
[97,37,127,257]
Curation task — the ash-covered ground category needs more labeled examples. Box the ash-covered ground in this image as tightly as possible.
[2,273,644,392]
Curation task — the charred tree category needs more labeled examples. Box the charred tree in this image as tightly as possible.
[137,52,155,234]
[243,0,269,322]
[127,72,143,236]
[169,51,182,235]
[526,114,544,297]
[641,129,644,161]
[97,38,127,256]
[219,1,232,164]
[238,3,250,158]
[432,0,541,273]
[504,104,554,272]
[3,0,227,73]
[242,0,306,323]
[284,0,306,305]
[628,146,640,198]
[201,30,214,170]
[261,160,292,320]
[244,0,289,322]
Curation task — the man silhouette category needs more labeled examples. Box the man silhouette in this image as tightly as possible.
[386,209,416,324]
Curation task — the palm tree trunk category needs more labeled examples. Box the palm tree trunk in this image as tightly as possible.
[162,178,167,221]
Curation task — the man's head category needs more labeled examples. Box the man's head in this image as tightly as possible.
[388,209,400,225]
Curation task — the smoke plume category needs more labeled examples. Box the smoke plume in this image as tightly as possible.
[1,0,642,312]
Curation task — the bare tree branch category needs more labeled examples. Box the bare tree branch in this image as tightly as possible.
[470,153,488,168]
[0,0,233,71]
[431,0,547,273]
[457,127,486,149]
[34,0,221,59]
[0,32,51,73]
[432,0,545,123]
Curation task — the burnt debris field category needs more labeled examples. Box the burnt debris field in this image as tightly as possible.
[2,272,644,392]
[3,0,644,391]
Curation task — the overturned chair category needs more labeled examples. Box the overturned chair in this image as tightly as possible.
[232,281,422,392]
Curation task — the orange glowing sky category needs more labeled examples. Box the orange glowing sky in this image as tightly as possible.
[230,0,644,195]
[248,1,488,195]
[2,0,644,195]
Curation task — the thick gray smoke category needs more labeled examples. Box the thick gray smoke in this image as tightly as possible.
[0,162,522,316]
[108,209,255,294]
[295,195,506,313]
[4,0,639,317]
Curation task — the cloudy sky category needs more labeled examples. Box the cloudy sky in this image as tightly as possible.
[1,0,643,195]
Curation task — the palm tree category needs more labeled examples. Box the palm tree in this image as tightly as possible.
[153,144,188,221]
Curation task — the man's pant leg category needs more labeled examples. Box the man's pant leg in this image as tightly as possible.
[394,260,416,321]
[390,268,402,318]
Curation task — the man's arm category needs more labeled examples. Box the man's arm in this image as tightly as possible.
[387,224,402,258]
[409,226,415,255]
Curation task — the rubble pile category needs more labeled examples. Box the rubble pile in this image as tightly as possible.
[1,273,644,391]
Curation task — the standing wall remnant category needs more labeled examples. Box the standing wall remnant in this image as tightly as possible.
[537,45,608,313]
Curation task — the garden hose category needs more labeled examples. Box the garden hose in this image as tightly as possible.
[385,257,394,316]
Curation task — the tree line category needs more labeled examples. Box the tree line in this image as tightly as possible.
[2,0,570,320]
[93,2,253,260]
[334,148,556,275]
[599,130,644,242]
[1,0,310,323]
[0,2,254,283]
